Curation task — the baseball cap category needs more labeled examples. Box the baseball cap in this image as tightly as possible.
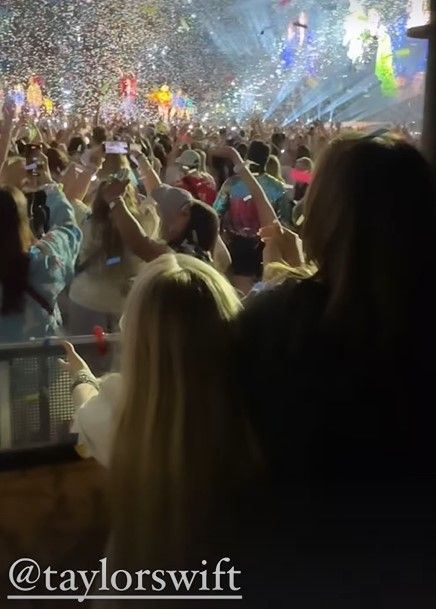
[152,184,193,215]
[152,184,218,253]
[176,149,201,169]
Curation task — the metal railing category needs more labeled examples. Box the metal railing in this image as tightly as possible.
[0,335,119,452]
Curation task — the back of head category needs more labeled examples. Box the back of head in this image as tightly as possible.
[210,155,234,189]
[237,142,248,160]
[266,155,283,181]
[111,254,247,566]
[296,144,311,161]
[46,147,68,178]
[67,136,86,157]
[303,135,436,343]
[186,199,219,254]
[272,132,286,149]
[0,187,33,315]
[92,126,106,146]
[247,140,270,174]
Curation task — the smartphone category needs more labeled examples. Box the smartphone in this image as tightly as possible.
[104,141,129,155]
[24,163,38,173]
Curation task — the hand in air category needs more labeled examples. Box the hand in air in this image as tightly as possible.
[59,341,92,377]
[101,178,129,203]
[259,221,303,268]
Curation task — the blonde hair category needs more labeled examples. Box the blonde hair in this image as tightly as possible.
[99,153,130,180]
[263,262,315,286]
[111,254,256,567]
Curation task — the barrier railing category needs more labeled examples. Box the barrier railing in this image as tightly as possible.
[0,335,119,453]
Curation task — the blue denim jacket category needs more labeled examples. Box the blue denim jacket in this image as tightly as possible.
[0,186,82,342]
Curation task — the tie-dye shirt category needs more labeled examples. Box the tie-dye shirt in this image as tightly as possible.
[0,186,82,343]
[213,173,293,237]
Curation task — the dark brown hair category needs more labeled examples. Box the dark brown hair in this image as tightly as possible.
[185,200,219,253]
[303,135,436,342]
[0,187,34,314]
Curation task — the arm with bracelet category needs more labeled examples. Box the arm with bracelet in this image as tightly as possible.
[60,341,117,465]
[135,152,162,195]
[102,179,169,262]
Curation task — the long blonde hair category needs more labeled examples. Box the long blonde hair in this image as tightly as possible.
[110,254,256,568]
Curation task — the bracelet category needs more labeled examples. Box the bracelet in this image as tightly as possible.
[70,371,99,394]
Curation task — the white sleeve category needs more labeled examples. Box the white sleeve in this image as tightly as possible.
[71,374,122,468]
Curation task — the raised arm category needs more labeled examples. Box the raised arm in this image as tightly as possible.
[62,147,104,203]
[101,179,169,262]
[134,152,162,195]
[211,146,278,228]
[0,101,15,175]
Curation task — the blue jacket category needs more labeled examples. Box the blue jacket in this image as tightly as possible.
[0,185,82,343]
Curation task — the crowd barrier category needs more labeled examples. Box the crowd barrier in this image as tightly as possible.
[0,335,119,454]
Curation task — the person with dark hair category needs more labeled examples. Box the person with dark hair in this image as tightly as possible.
[0,153,81,342]
[236,135,436,605]
[213,140,293,292]
[91,126,106,147]
[67,136,87,161]
[237,142,248,160]
[272,131,286,151]
[295,143,311,163]
[46,147,68,181]
[209,153,234,190]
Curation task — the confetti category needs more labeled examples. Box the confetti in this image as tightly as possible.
[0,0,428,125]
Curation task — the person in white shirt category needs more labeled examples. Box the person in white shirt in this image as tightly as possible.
[61,253,258,571]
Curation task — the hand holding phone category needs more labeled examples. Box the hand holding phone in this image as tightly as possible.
[104,141,129,155]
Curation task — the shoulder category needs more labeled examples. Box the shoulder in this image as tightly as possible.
[223,175,239,189]
[262,174,287,191]
[239,278,327,337]
[74,374,122,467]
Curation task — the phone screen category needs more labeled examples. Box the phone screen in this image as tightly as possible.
[105,141,129,155]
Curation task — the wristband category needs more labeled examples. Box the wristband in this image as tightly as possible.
[70,370,99,394]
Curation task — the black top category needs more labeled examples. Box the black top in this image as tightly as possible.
[233,278,436,608]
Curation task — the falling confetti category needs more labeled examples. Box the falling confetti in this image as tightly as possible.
[0,0,428,124]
